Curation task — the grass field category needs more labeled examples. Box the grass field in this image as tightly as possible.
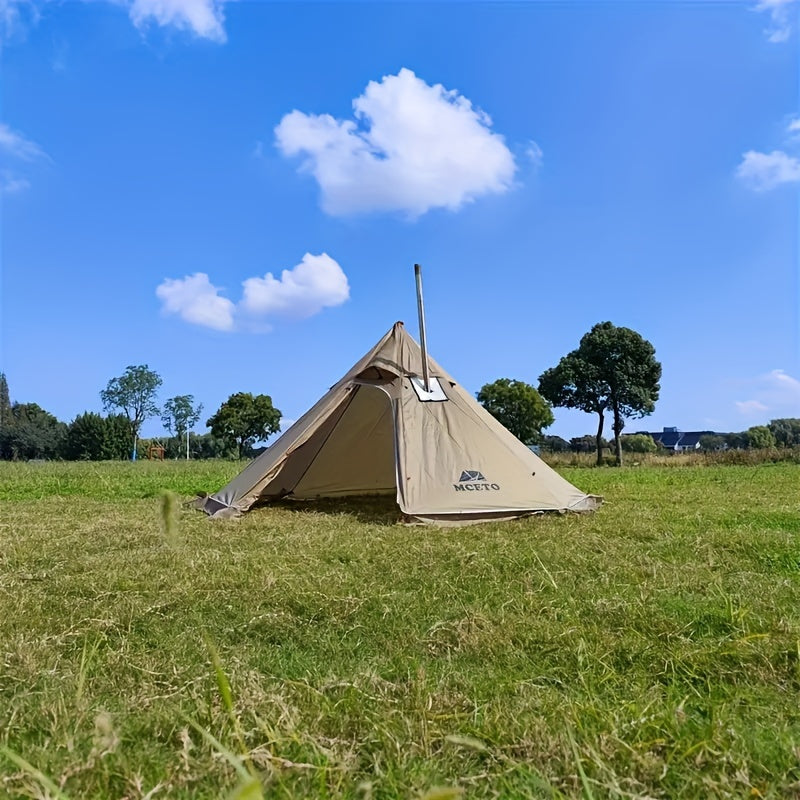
[2,460,800,799]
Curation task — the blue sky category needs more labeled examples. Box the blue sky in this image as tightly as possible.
[1,0,798,442]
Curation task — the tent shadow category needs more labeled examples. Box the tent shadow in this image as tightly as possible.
[265,495,404,526]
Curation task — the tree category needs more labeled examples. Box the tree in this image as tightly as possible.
[621,433,657,454]
[699,434,726,452]
[1,402,65,460]
[100,365,162,460]
[570,434,610,454]
[206,392,282,459]
[539,322,661,466]
[746,425,776,450]
[724,431,748,450]
[191,432,237,459]
[476,378,554,445]
[63,412,106,460]
[0,373,10,435]
[62,412,132,460]
[767,418,800,448]
[541,434,570,453]
[162,395,203,459]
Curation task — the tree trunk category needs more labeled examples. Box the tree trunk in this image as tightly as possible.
[595,410,605,466]
[612,402,623,466]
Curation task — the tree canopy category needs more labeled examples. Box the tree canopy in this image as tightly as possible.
[620,433,658,454]
[539,322,661,465]
[206,392,282,459]
[162,395,203,458]
[746,425,776,450]
[767,418,800,448]
[0,402,66,460]
[699,434,726,452]
[63,412,131,461]
[476,378,554,445]
[100,365,162,458]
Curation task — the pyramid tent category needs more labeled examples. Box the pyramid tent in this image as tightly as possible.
[197,322,601,525]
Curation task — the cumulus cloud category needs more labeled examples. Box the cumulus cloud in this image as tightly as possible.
[755,0,797,42]
[156,272,236,331]
[241,253,350,319]
[736,149,800,190]
[156,253,349,332]
[275,68,516,217]
[735,369,800,416]
[128,0,228,41]
[0,0,230,42]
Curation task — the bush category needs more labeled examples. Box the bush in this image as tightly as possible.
[621,434,657,454]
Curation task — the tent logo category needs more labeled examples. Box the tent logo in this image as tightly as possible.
[454,470,500,491]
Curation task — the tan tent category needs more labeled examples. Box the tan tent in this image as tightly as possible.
[197,322,601,525]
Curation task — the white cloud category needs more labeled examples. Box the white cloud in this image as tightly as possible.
[755,0,797,42]
[787,118,800,136]
[128,0,228,41]
[241,253,349,319]
[0,123,47,161]
[736,149,800,190]
[735,369,800,416]
[157,254,349,332]
[0,0,40,41]
[156,272,235,331]
[0,123,48,194]
[526,140,543,167]
[0,0,230,42]
[274,68,516,217]
[0,170,30,194]
[735,399,769,414]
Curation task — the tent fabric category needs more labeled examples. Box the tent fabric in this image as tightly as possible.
[196,322,602,525]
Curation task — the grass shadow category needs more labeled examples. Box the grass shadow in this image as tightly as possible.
[265,494,403,526]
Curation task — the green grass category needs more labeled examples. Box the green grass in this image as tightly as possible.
[1,461,799,798]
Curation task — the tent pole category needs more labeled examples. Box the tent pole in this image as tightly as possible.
[414,263,431,392]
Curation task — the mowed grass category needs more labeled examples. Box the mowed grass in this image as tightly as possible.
[1,461,800,799]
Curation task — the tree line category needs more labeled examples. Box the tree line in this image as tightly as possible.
[0,367,281,461]
[2,320,795,464]
[475,321,799,465]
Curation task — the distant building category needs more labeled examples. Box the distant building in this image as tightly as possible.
[632,427,715,452]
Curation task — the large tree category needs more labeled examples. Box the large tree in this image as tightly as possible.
[206,392,281,459]
[767,418,800,448]
[162,395,203,459]
[476,378,554,445]
[0,402,65,460]
[539,322,661,466]
[100,365,162,460]
[62,412,131,461]
[746,425,776,450]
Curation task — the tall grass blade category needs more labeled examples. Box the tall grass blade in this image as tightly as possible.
[0,745,72,800]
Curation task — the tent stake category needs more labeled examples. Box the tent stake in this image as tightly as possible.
[414,263,431,392]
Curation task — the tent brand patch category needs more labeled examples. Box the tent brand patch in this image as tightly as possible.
[454,470,500,491]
